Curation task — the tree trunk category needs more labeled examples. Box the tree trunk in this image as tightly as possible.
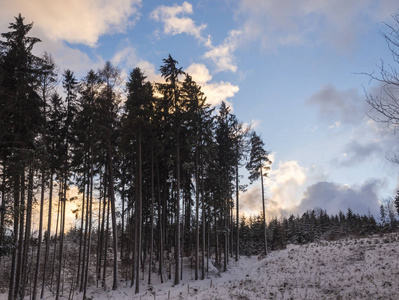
[41,171,53,298]
[260,162,268,256]
[83,157,94,300]
[50,184,62,290]
[96,174,102,288]
[14,170,25,299]
[76,161,86,291]
[103,196,110,289]
[99,170,107,288]
[156,161,164,284]
[174,127,180,286]
[0,156,6,266]
[80,168,89,293]
[235,159,239,262]
[20,165,34,300]
[201,158,205,280]
[121,168,126,266]
[33,165,46,300]
[56,179,67,300]
[195,149,199,280]
[106,138,119,290]
[224,199,228,272]
[8,172,19,300]
[148,145,155,285]
[135,127,142,294]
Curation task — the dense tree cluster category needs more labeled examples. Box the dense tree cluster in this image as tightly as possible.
[239,208,380,256]
[0,15,271,299]
[1,14,398,300]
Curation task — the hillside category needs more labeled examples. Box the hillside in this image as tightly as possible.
[75,233,399,299]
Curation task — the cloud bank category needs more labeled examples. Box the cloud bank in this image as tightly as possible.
[307,85,367,125]
[240,156,383,219]
[1,0,142,46]
[298,180,381,217]
[308,84,398,167]
[237,0,398,50]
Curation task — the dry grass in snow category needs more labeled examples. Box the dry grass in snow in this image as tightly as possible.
[2,233,399,299]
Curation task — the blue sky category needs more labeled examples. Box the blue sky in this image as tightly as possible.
[2,0,399,218]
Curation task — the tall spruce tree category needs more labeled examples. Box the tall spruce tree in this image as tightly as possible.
[0,14,45,299]
[97,61,122,290]
[215,102,236,271]
[158,55,185,285]
[246,131,271,255]
[56,69,78,300]
[33,52,58,300]
[180,73,208,280]
[123,67,154,292]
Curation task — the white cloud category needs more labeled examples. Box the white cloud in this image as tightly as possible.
[1,1,142,79]
[241,159,308,219]
[202,81,239,107]
[150,3,241,74]
[242,119,261,131]
[203,30,242,73]
[298,180,382,217]
[1,0,142,47]
[112,46,163,83]
[33,40,104,79]
[240,156,383,219]
[185,63,212,84]
[237,0,399,50]
[150,2,242,74]
[328,121,341,129]
[150,1,207,42]
[266,160,307,210]
[185,63,239,106]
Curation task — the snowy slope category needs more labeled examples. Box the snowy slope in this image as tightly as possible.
[83,233,399,300]
[2,233,398,299]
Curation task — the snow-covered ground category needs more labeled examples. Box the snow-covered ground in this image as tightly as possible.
[2,233,399,299]
[86,233,399,300]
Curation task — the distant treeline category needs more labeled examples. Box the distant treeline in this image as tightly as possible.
[240,205,399,256]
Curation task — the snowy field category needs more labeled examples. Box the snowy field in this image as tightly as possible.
[2,233,399,299]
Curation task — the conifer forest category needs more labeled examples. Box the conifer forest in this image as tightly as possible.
[1,14,399,300]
